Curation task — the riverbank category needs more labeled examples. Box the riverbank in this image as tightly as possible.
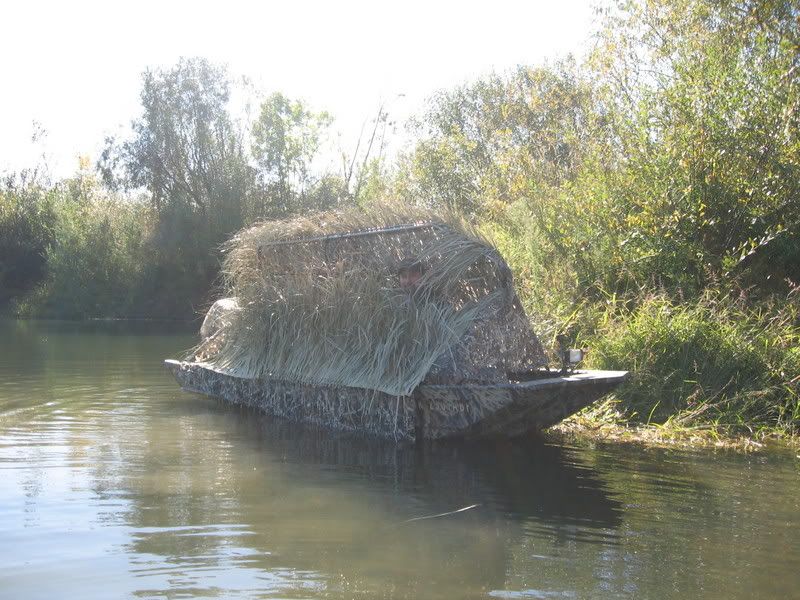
[550,399,800,455]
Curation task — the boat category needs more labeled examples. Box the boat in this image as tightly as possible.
[165,207,627,441]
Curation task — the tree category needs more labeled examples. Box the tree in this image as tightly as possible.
[251,92,332,214]
[98,58,257,314]
[396,61,596,215]
[589,0,800,290]
[101,58,254,234]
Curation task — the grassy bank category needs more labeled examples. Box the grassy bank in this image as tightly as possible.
[551,408,800,454]
[589,294,800,429]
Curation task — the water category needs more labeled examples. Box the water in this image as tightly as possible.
[0,320,798,599]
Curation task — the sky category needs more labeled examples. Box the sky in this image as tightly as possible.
[0,0,598,179]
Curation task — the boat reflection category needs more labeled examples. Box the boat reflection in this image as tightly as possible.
[119,402,623,598]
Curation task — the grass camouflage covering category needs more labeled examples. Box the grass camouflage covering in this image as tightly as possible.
[195,204,546,396]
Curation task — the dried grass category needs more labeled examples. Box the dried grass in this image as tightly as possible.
[195,203,545,395]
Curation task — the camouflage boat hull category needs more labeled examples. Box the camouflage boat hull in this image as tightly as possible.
[164,360,627,442]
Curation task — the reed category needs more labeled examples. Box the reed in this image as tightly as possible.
[195,203,546,395]
[588,292,800,433]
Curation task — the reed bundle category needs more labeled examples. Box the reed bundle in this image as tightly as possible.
[196,204,545,395]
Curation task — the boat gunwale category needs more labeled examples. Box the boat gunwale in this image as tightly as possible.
[422,370,629,391]
[165,359,627,395]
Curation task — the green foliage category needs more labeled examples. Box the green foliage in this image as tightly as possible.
[33,201,149,319]
[396,61,595,215]
[391,0,800,431]
[0,172,56,306]
[11,170,153,319]
[398,0,800,299]
[586,0,800,291]
[589,292,800,432]
[251,92,333,215]
[5,163,217,320]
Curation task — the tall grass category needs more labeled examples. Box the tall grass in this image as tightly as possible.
[200,204,546,395]
[588,292,800,433]
[3,171,225,320]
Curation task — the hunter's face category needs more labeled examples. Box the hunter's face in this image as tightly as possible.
[399,270,422,291]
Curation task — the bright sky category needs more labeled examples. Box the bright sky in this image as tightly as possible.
[1,0,597,179]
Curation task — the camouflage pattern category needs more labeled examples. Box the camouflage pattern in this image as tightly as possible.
[166,360,416,441]
[423,294,545,385]
[165,359,627,442]
[417,371,628,439]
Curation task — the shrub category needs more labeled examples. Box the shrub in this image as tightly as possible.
[590,292,800,432]
[0,177,56,306]
[21,192,153,319]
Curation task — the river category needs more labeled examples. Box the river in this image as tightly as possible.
[0,319,798,599]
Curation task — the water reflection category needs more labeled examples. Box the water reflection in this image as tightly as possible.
[225,412,623,523]
[113,405,623,598]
